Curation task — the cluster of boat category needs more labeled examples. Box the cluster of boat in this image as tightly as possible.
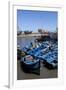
[17,40,58,75]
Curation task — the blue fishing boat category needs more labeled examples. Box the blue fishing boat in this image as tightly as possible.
[22,42,36,53]
[26,41,50,57]
[22,45,31,53]
[27,47,41,56]
[43,51,58,69]
[21,40,58,69]
[20,55,40,74]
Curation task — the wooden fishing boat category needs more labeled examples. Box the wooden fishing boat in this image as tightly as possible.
[20,55,40,74]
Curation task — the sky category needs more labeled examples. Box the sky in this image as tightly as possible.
[17,10,58,32]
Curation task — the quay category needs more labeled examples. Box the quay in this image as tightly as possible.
[17,33,48,37]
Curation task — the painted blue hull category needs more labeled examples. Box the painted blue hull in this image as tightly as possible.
[20,56,40,74]
[22,41,58,69]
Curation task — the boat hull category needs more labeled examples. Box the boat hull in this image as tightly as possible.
[20,56,40,75]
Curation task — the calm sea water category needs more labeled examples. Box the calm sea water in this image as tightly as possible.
[17,36,36,49]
